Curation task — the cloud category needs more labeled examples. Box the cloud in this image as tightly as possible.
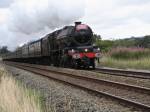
[0,9,10,24]
[8,0,85,34]
[0,0,86,50]
[0,24,50,50]
[82,0,150,39]
[116,0,150,6]
[1,0,150,50]
[0,0,13,8]
[99,19,150,39]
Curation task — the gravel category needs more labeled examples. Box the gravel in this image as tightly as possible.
[1,63,146,112]
[34,65,150,89]
[96,73,150,88]
[79,70,150,88]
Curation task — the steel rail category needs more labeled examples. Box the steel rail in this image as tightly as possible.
[6,61,150,94]
[95,67,150,79]
[4,61,150,111]
[16,63,150,94]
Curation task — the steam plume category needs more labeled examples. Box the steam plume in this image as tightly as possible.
[9,0,85,34]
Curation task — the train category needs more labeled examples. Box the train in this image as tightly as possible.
[3,22,101,69]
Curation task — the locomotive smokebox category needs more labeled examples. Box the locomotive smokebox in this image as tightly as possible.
[75,22,82,26]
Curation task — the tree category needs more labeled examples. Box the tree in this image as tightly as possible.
[93,34,114,52]
[0,46,10,55]
[138,35,150,48]
[93,34,101,43]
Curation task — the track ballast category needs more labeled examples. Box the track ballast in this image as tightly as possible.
[4,61,150,111]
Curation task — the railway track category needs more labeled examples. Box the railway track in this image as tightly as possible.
[4,61,150,111]
[95,67,150,79]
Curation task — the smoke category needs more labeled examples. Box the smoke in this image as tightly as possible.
[8,0,85,34]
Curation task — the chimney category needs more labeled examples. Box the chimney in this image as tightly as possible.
[75,22,81,26]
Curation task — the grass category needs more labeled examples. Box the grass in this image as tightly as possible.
[99,47,150,70]
[0,66,74,112]
[0,67,43,112]
[100,57,150,70]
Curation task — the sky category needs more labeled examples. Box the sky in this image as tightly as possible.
[0,0,150,50]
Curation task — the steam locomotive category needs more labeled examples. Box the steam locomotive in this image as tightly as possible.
[3,22,100,69]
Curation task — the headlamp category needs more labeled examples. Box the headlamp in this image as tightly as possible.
[85,49,88,52]
[71,49,75,53]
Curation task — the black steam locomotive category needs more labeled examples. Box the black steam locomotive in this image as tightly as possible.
[3,22,100,69]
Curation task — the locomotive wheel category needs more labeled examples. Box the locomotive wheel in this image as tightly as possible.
[92,61,95,70]
[90,58,95,70]
[60,58,64,67]
[60,55,69,67]
[60,58,67,67]
[92,64,95,69]
[71,59,79,69]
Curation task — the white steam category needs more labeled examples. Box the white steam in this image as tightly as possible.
[9,0,85,34]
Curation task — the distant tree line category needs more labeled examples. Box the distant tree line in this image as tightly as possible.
[0,46,10,56]
[94,34,150,52]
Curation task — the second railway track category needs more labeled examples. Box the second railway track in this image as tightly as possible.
[95,67,150,79]
[4,61,150,111]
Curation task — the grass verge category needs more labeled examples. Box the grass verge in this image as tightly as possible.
[100,57,150,70]
[0,67,43,112]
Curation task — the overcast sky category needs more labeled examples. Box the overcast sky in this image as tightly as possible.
[0,0,150,50]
